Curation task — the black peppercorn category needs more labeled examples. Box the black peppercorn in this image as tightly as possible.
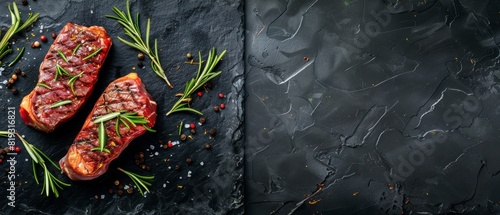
[21,0,27,6]
[185,157,192,164]
[175,164,181,171]
[51,33,57,39]
[180,134,187,141]
[213,106,220,112]
[204,143,211,150]
[209,128,216,136]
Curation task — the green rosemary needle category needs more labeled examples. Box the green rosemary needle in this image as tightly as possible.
[57,50,69,63]
[72,43,82,55]
[106,0,173,88]
[0,3,39,62]
[97,121,107,152]
[68,72,84,95]
[83,47,102,60]
[166,48,226,116]
[0,130,8,137]
[117,168,154,196]
[12,133,70,198]
[50,100,72,108]
[37,83,52,89]
[8,46,24,67]
[54,64,72,81]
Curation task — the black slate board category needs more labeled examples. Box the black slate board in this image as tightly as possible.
[0,0,244,214]
[245,0,500,214]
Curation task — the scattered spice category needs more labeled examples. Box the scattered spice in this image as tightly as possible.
[8,78,15,84]
[197,91,202,97]
[11,87,18,95]
[190,129,196,134]
[21,0,27,6]
[11,74,18,81]
[185,157,192,164]
[138,151,145,159]
[213,105,220,112]
[186,53,192,59]
[51,32,57,39]
[6,82,12,89]
[40,35,47,42]
[180,134,187,141]
[199,117,206,124]
[126,187,134,194]
[209,128,216,136]
[174,164,181,171]
[304,56,310,61]
[190,123,195,129]
[114,180,120,186]
[204,143,211,150]
[137,52,145,61]
[218,93,224,99]
[31,41,40,48]
[137,61,143,68]
[220,103,225,109]
[117,189,124,196]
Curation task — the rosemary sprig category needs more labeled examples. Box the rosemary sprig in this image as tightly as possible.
[92,111,155,151]
[117,167,154,196]
[166,48,226,116]
[54,64,72,81]
[0,2,39,62]
[57,50,69,63]
[0,130,8,137]
[83,47,102,60]
[12,133,70,198]
[50,100,72,108]
[106,0,173,88]
[8,47,24,67]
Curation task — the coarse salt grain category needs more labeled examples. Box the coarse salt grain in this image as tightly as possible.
[163,184,166,188]
[154,152,159,156]
[187,171,192,178]
[150,145,155,150]
[184,124,190,129]
[101,195,105,199]
[200,162,204,166]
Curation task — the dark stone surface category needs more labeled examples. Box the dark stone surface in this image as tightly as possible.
[245,0,500,214]
[0,0,244,214]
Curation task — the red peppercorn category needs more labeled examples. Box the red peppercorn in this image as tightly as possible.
[167,141,173,148]
[0,159,3,163]
[190,123,195,129]
[197,91,203,97]
[14,146,21,153]
[218,93,224,99]
[40,35,47,42]
[220,103,225,109]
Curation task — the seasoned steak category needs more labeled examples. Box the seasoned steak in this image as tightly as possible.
[20,22,112,132]
[59,73,157,181]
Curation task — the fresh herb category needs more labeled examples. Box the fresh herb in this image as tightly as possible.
[93,111,155,136]
[92,121,108,153]
[0,2,39,63]
[166,48,226,116]
[0,130,8,137]
[68,72,84,95]
[178,121,183,136]
[14,133,70,198]
[37,83,52,89]
[57,50,69,63]
[8,47,24,67]
[50,100,72,108]
[91,111,155,152]
[106,0,173,88]
[72,43,82,55]
[117,167,154,196]
[54,64,72,81]
[83,47,102,60]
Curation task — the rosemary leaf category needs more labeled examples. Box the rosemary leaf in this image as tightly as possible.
[91,147,111,153]
[98,121,107,152]
[93,111,122,123]
[72,43,82,55]
[8,46,24,67]
[57,50,69,63]
[83,47,102,60]
[37,83,52,89]
[0,3,39,62]
[50,100,72,108]
[117,167,154,196]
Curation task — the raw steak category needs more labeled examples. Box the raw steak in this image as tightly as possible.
[20,22,112,132]
[59,73,157,181]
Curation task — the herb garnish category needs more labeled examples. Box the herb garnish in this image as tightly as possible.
[83,47,102,60]
[106,0,173,88]
[68,72,84,95]
[0,2,39,64]
[72,43,82,55]
[50,100,72,108]
[9,133,71,198]
[91,111,155,152]
[57,50,69,63]
[37,83,52,89]
[166,48,226,116]
[54,64,71,81]
[8,47,24,67]
[117,167,154,196]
